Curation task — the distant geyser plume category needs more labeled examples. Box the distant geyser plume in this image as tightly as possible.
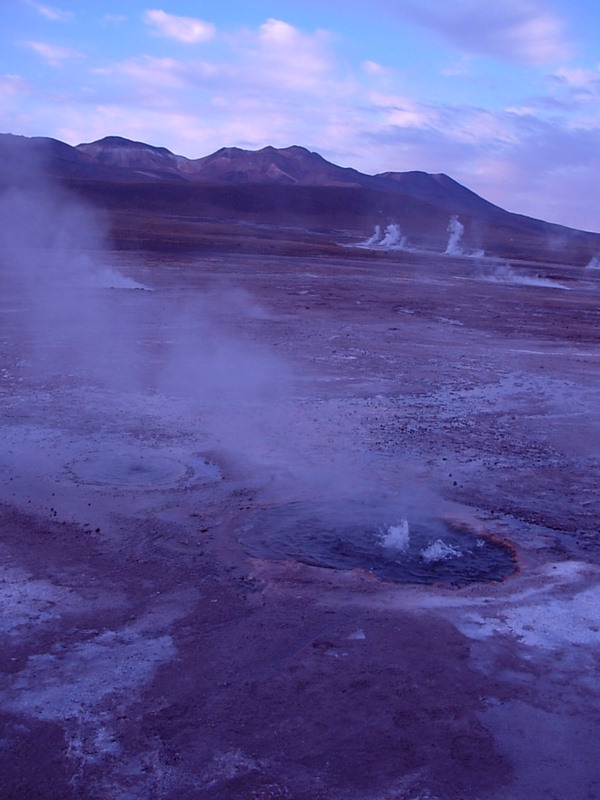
[360,223,407,250]
[586,255,600,270]
[364,225,382,246]
[483,262,569,290]
[445,215,464,256]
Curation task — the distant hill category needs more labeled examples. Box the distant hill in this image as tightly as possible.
[1,132,599,262]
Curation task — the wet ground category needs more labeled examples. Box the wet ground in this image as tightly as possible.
[1,246,600,799]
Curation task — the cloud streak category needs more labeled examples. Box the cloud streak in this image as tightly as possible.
[24,1,72,22]
[23,40,83,65]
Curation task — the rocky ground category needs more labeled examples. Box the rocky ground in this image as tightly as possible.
[1,245,600,799]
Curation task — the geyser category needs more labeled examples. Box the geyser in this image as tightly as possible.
[360,222,407,250]
[445,214,464,256]
[237,501,517,585]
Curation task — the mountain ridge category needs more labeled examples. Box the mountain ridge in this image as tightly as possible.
[0,132,572,229]
[1,132,599,261]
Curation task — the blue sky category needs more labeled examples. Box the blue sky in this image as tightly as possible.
[3,0,600,231]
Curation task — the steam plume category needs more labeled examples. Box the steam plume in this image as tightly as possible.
[445,215,464,256]
[359,222,407,250]
[586,255,600,270]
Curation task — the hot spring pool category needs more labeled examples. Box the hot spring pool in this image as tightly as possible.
[237,501,516,585]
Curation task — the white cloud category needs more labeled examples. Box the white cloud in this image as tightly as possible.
[23,40,82,65]
[244,19,336,92]
[24,1,72,22]
[94,57,189,90]
[104,18,338,97]
[362,60,389,76]
[368,92,432,129]
[362,94,521,167]
[395,0,571,65]
[553,66,600,89]
[505,105,539,116]
[143,9,215,44]
[92,56,223,110]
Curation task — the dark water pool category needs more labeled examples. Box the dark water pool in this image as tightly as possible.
[237,501,516,585]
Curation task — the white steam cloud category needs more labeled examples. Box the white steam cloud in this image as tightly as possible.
[586,255,600,270]
[445,214,464,256]
[0,183,303,477]
[359,222,408,250]
[481,262,569,290]
[0,185,150,387]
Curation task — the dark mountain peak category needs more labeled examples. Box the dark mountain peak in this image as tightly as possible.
[80,135,143,148]
[76,136,185,177]
[77,135,177,156]
[260,144,317,158]
[203,145,246,158]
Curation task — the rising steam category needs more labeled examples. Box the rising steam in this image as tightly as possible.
[481,262,569,290]
[359,223,408,250]
[586,255,600,270]
[364,225,382,246]
[445,214,464,256]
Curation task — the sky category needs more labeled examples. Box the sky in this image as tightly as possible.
[2,0,600,231]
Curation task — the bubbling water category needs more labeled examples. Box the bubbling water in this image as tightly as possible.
[379,519,410,551]
[420,539,462,563]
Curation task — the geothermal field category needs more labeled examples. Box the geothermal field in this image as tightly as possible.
[1,168,600,799]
